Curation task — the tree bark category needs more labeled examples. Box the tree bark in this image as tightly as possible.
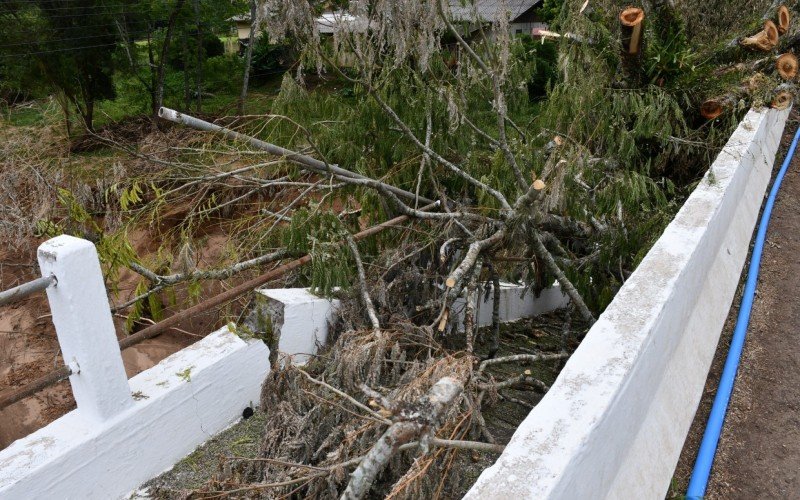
[617,8,645,87]
[740,20,780,52]
[153,0,187,128]
[340,377,464,500]
[770,83,797,110]
[193,0,202,112]
[238,0,258,115]
[620,8,645,56]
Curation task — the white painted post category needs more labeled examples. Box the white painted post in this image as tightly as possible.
[37,235,133,422]
[254,288,340,365]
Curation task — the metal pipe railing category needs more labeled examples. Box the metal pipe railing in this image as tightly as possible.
[0,274,56,307]
[0,205,436,413]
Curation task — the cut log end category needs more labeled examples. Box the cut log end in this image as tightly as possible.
[772,91,794,110]
[777,53,798,80]
[700,100,724,120]
[778,5,791,35]
[741,20,780,51]
[445,277,456,288]
[620,7,645,55]
[620,7,645,27]
[766,20,780,44]
[533,179,546,191]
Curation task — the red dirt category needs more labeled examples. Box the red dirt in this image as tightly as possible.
[672,115,800,498]
[0,221,239,449]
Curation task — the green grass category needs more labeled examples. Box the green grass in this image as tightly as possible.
[6,106,45,126]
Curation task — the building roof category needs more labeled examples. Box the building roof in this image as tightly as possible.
[231,1,543,34]
[315,12,369,35]
[449,0,542,23]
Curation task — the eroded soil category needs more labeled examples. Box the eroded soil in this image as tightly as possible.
[0,223,236,449]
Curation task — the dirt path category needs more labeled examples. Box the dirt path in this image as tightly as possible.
[672,116,800,498]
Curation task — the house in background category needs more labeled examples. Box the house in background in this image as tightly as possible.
[449,0,548,37]
[228,14,259,54]
[230,0,548,44]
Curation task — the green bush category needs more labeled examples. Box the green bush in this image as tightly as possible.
[513,35,559,102]
[250,35,295,80]
[167,32,226,70]
[203,55,243,93]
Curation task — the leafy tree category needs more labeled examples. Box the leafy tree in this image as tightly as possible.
[0,0,120,131]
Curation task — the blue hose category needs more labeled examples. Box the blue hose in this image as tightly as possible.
[686,121,800,499]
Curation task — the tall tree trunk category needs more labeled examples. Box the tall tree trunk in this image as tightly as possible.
[85,100,94,132]
[153,0,187,128]
[147,27,159,126]
[237,0,258,115]
[183,36,190,110]
[193,0,202,112]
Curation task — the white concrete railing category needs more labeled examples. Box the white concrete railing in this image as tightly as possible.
[464,107,791,499]
[0,235,270,500]
[253,283,569,365]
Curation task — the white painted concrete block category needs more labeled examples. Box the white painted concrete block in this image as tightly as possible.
[0,327,270,500]
[255,288,340,364]
[37,235,133,423]
[454,282,570,330]
[464,107,790,499]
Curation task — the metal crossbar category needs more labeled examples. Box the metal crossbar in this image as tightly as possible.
[0,274,56,307]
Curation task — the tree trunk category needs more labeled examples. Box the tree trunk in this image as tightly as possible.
[183,37,190,110]
[777,5,791,34]
[620,8,645,56]
[193,0,202,112]
[740,20,780,51]
[715,53,798,81]
[340,377,464,500]
[616,8,645,87]
[153,0,187,128]
[238,0,258,115]
[78,99,94,132]
[770,83,797,110]
[700,94,738,120]
[776,53,798,80]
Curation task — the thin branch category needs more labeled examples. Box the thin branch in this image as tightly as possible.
[129,249,290,286]
[531,230,596,325]
[346,235,381,332]
[297,369,391,425]
[478,352,571,374]
[341,377,464,500]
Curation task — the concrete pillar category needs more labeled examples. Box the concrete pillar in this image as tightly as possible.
[38,235,132,422]
[252,288,340,365]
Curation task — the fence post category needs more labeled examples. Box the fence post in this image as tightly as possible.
[38,235,133,422]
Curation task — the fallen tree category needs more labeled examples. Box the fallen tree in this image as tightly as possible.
[34,0,796,497]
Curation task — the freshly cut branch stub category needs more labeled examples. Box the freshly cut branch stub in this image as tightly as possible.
[700,94,738,120]
[700,101,724,120]
[776,53,798,80]
[741,20,780,51]
[620,8,645,55]
[778,5,791,34]
[533,179,546,191]
[771,84,796,110]
[772,91,793,109]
